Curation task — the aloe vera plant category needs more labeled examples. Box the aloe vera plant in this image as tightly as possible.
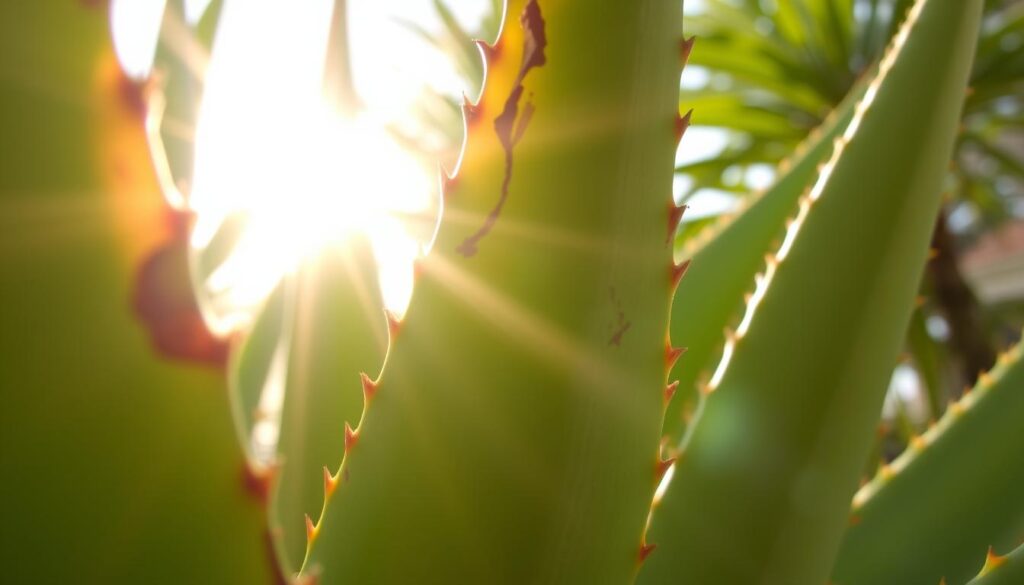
[2,0,1022,584]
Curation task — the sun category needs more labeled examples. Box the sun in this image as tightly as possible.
[110,0,443,337]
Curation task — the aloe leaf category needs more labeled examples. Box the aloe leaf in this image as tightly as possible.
[642,1,983,583]
[833,338,1024,585]
[270,242,388,571]
[0,3,275,582]
[965,543,1024,585]
[300,0,682,581]
[664,76,868,443]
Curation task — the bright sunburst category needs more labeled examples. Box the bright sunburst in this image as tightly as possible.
[110,0,448,338]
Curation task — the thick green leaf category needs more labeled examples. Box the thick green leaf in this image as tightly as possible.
[833,338,1024,585]
[664,80,866,442]
[301,1,682,581]
[0,3,274,582]
[270,243,388,571]
[642,1,982,583]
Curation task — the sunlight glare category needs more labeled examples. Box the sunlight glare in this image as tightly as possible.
[110,0,167,80]
[186,0,437,335]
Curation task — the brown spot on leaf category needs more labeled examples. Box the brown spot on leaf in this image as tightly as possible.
[132,211,229,366]
[608,287,631,346]
[457,0,547,257]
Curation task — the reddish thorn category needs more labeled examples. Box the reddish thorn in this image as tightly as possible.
[664,381,679,405]
[344,422,359,453]
[305,514,316,541]
[462,92,482,126]
[667,204,687,244]
[671,259,692,289]
[666,345,686,370]
[655,456,676,480]
[384,309,402,340]
[639,542,657,564]
[473,39,499,63]
[439,166,456,198]
[323,466,337,497]
[680,36,696,66]
[675,109,693,144]
[360,372,378,402]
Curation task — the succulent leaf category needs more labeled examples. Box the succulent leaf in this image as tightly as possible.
[300,0,683,582]
[270,243,388,571]
[663,72,869,443]
[642,0,983,583]
[833,338,1024,585]
[0,3,275,582]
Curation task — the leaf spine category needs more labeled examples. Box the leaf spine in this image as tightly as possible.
[360,372,378,402]
[344,422,359,453]
[679,36,696,66]
[664,381,679,405]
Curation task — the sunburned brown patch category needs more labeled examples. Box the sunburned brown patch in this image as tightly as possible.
[132,211,229,366]
[456,0,547,257]
[607,286,631,347]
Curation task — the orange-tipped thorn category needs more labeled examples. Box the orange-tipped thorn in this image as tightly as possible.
[665,345,686,370]
[680,36,696,66]
[910,434,926,451]
[344,422,359,453]
[305,514,317,542]
[385,309,402,340]
[473,39,499,63]
[675,109,693,144]
[664,381,679,405]
[979,546,1007,576]
[639,542,657,564]
[324,466,338,497]
[439,166,457,198]
[462,92,482,126]
[360,372,378,402]
[878,462,894,481]
[978,370,994,387]
[667,204,687,243]
[671,259,692,289]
